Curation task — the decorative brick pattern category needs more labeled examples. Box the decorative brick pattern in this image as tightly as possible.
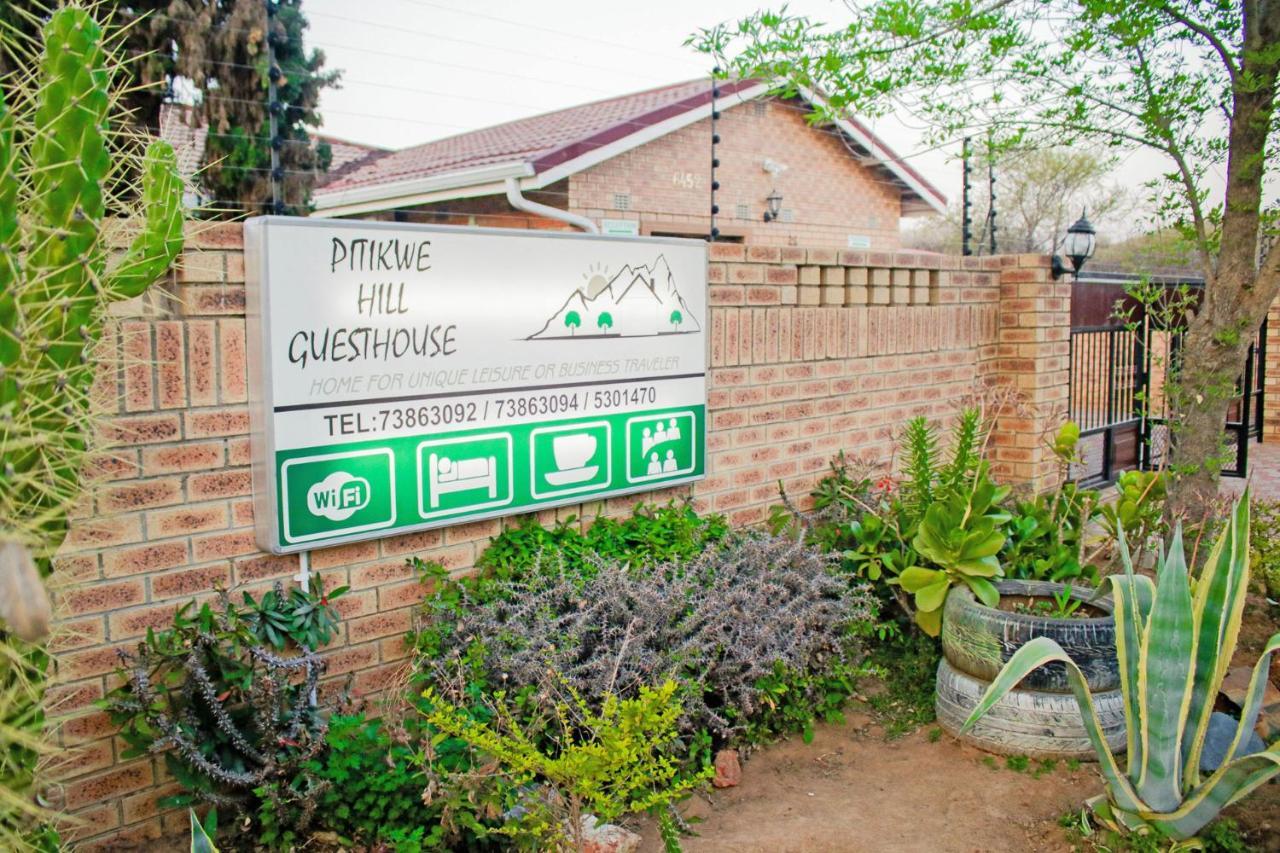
[50,227,1062,848]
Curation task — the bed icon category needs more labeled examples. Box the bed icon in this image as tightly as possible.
[416,433,514,520]
[427,452,498,508]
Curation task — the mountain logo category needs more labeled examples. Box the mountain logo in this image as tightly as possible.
[306,471,372,521]
[527,254,700,340]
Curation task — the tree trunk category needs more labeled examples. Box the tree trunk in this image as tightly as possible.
[1164,0,1280,523]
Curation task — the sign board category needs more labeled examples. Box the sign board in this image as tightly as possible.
[245,218,707,554]
[601,219,640,237]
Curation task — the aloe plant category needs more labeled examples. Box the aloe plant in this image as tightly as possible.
[0,4,184,847]
[961,498,1280,841]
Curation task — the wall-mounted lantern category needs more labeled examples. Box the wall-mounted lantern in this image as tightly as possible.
[1051,210,1097,279]
[763,190,783,223]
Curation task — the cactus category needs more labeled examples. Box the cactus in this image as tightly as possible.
[0,3,185,848]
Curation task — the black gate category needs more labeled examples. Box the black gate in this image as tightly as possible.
[1067,271,1266,485]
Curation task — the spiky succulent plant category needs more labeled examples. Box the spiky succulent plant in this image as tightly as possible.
[0,3,184,847]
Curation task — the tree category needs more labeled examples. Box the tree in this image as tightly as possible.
[597,311,614,333]
[695,1,1280,521]
[99,1,338,215]
[564,310,581,336]
[669,309,683,332]
[903,147,1132,255]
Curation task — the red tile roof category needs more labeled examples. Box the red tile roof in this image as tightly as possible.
[316,79,759,193]
[312,78,946,214]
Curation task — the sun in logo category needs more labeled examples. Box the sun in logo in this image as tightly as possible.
[582,262,611,298]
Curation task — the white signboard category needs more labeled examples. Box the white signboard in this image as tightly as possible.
[245,217,708,553]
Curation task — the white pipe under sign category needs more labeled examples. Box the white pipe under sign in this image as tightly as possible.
[505,177,599,234]
[294,549,312,593]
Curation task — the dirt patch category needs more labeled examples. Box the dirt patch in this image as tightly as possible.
[635,712,1102,853]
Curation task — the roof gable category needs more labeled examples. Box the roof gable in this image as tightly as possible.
[312,79,946,216]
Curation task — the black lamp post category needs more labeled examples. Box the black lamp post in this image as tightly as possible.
[763,189,783,222]
[1051,210,1097,279]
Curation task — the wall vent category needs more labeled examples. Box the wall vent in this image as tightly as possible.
[735,203,750,220]
[612,192,631,210]
[753,101,768,117]
[780,208,795,223]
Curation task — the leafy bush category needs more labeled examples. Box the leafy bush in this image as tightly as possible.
[1251,499,1280,600]
[475,502,729,580]
[423,679,707,851]
[417,530,875,747]
[105,580,345,846]
[300,714,437,850]
[774,416,1115,639]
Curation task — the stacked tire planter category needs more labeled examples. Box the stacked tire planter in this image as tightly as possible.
[935,579,1127,759]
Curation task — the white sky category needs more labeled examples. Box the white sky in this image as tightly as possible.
[302,0,1270,232]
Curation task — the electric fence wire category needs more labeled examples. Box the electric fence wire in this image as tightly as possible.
[144,6,958,218]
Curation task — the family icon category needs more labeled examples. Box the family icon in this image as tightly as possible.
[645,448,679,476]
[639,417,682,456]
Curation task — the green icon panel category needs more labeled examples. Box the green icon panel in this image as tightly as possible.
[280,448,396,544]
[272,405,703,551]
[530,421,611,499]
[416,433,514,520]
[625,411,697,484]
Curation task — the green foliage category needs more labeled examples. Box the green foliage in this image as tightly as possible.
[861,632,941,738]
[104,581,341,842]
[897,464,1011,635]
[474,501,729,582]
[899,416,940,516]
[301,714,437,848]
[423,679,710,851]
[1250,500,1280,600]
[189,809,218,853]
[963,499,1280,841]
[1096,470,1167,565]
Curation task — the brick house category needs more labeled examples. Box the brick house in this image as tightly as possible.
[311,79,946,250]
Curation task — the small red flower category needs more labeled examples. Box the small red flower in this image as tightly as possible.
[319,596,329,606]
[876,476,895,492]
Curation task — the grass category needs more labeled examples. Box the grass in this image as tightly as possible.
[862,632,941,738]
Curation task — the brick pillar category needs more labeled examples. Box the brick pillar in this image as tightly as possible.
[1265,295,1279,441]
[987,255,1072,491]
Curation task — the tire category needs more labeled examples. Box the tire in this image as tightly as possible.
[942,579,1118,693]
[935,658,1126,760]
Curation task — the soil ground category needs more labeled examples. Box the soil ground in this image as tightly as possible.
[636,714,1101,853]
[636,705,1280,853]
[634,590,1280,853]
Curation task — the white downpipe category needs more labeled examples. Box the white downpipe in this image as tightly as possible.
[295,550,318,706]
[504,177,599,234]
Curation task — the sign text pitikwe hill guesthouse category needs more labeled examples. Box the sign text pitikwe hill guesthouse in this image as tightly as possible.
[246,218,708,553]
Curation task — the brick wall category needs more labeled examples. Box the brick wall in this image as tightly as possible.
[570,98,906,249]
[47,227,1064,848]
[365,97,919,250]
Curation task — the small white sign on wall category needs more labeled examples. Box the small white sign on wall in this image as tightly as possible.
[847,234,872,249]
[601,219,640,237]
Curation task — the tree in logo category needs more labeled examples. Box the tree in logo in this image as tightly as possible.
[564,310,582,336]
[597,311,613,334]
[669,309,683,332]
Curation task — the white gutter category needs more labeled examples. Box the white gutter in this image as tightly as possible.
[505,177,599,234]
[312,161,534,217]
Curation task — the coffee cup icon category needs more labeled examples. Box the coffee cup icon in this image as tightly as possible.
[552,434,596,471]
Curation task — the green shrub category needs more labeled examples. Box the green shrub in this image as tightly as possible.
[302,714,440,850]
[415,528,875,748]
[1251,499,1280,599]
[422,679,710,851]
[105,580,345,847]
